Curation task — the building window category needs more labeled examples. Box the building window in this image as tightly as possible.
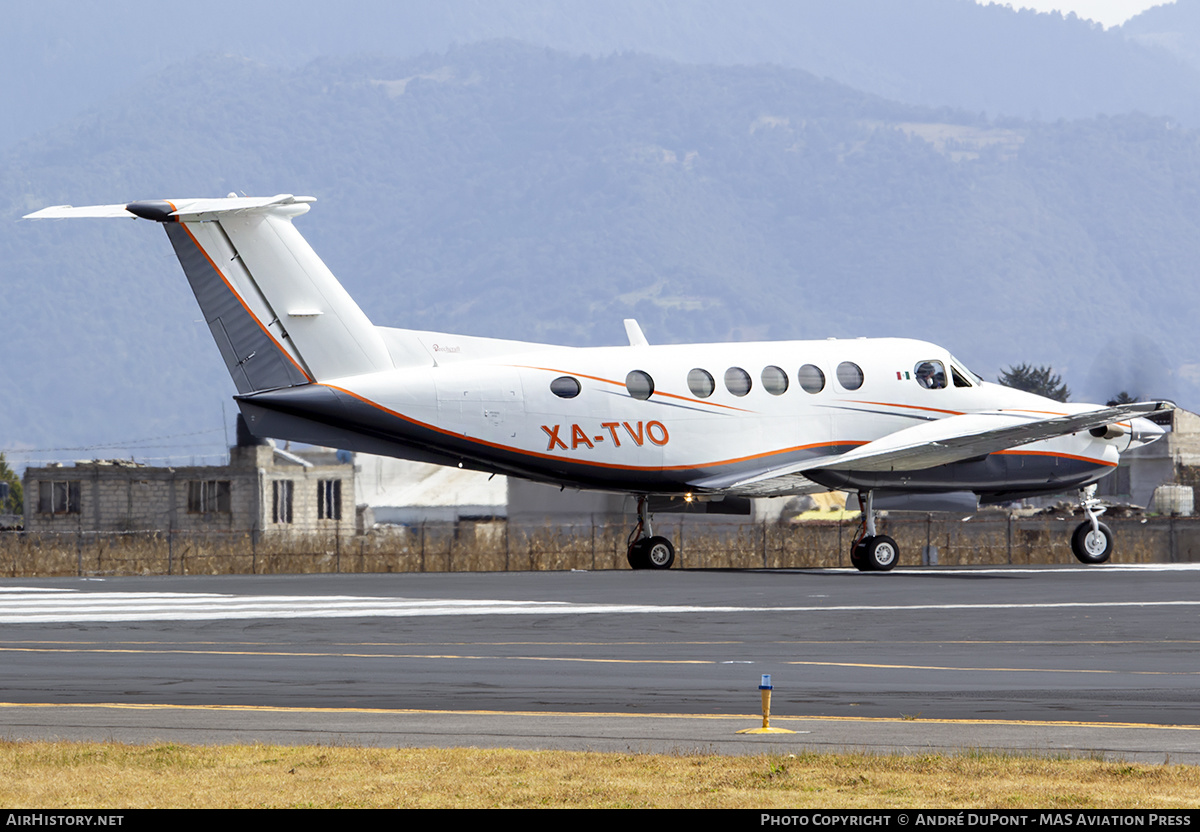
[188,480,231,513]
[318,480,342,521]
[272,480,294,524]
[38,481,81,515]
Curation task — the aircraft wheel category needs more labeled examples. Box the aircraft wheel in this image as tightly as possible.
[1071,521,1113,564]
[856,535,899,572]
[643,536,675,570]
[627,540,648,570]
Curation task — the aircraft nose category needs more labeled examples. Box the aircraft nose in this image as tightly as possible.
[1129,416,1166,448]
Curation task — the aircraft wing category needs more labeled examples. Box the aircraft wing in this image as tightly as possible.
[690,400,1173,495]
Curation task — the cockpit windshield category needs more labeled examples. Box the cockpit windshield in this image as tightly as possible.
[948,354,982,387]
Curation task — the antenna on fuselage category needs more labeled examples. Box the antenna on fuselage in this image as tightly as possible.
[624,319,649,347]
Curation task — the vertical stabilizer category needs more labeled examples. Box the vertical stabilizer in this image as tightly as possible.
[27,195,403,393]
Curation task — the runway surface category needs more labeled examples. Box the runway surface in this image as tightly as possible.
[2,564,1198,761]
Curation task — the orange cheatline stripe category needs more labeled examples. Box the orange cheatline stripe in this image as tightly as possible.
[844,399,964,416]
[513,365,755,413]
[319,382,857,474]
[178,220,313,383]
[319,383,1116,474]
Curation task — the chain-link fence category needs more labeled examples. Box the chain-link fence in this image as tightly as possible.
[2,514,1199,577]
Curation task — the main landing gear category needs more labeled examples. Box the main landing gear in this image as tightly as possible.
[627,496,675,570]
[1071,484,1114,565]
[849,491,899,572]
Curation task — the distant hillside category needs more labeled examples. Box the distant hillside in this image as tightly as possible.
[4,42,1200,463]
[1123,0,1200,71]
[6,0,1200,153]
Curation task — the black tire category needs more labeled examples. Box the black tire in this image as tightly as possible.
[1071,521,1114,564]
[627,540,648,570]
[643,536,675,570]
[855,535,899,572]
[850,540,870,572]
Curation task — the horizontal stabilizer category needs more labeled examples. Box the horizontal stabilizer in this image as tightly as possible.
[24,204,137,219]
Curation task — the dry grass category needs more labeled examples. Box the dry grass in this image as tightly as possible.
[0,742,1197,808]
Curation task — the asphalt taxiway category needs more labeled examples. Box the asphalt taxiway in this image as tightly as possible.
[1,565,1198,761]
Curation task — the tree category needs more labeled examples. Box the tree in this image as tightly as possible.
[997,364,1071,402]
[0,452,21,516]
[1107,391,1138,406]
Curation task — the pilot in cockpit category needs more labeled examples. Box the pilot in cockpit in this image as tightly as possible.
[915,361,947,390]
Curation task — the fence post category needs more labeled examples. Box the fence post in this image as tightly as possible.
[762,520,768,568]
[837,516,843,567]
[678,515,684,568]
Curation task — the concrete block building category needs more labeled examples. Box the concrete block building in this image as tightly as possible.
[23,444,356,535]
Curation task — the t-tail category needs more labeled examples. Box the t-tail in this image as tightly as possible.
[25,194,403,393]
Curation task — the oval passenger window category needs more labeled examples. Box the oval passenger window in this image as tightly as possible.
[688,368,715,399]
[626,370,655,400]
[761,366,788,395]
[837,361,864,391]
[798,364,825,394]
[550,376,581,398]
[725,367,752,397]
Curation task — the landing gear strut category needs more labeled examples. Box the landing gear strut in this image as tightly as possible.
[627,496,675,570]
[1071,484,1114,564]
[849,490,899,572]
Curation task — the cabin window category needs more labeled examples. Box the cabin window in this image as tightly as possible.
[187,480,230,514]
[837,362,864,391]
[798,364,825,394]
[688,368,715,399]
[915,360,947,390]
[761,366,789,395]
[550,376,581,398]
[725,367,752,397]
[951,365,974,388]
[626,370,655,400]
[38,480,81,515]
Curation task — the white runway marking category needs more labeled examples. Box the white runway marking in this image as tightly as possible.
[1,586,1199,623]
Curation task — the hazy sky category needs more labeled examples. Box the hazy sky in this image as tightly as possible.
[982,0,1173,27]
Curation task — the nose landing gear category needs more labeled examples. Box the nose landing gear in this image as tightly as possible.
[627,495,676,570]
[1071,485,1114,564]
[850,490,899,572]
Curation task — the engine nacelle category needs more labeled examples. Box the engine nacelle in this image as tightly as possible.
[1089,423,1126,440]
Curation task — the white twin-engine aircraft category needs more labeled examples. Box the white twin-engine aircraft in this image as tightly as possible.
[27,194,1172,571]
